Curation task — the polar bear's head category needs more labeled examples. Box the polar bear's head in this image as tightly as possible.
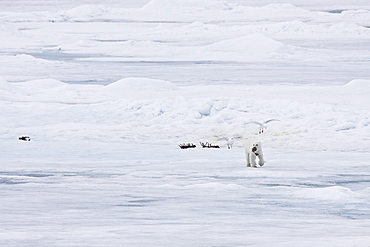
[251,143,261,156]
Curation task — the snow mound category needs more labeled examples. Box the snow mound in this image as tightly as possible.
[143,0,236,11]
[14,54,57,64]
[60,5,109,20]
[295,186,358,201]
[261,21,370,36]
[259,3,312,17]
[261,3,304,11]
[106,77,178,92]
[15,54,39,61]
[344,79,370,91]
[0,77,19,94]
[16,79,67,91]
[9,79,106,103]
[206,34,286,55]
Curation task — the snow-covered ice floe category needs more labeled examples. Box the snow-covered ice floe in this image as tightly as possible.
[1,141,370,246]
[1,0,370,246]
[1,0,370,83]
[1,76,370,246]
[1,77,369,152]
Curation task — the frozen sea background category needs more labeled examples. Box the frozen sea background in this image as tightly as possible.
[1,0,370,246]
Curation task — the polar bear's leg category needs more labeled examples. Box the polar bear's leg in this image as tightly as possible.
[245,150,251,167]
[250,153,258,168]
[246,154,251,167]
[258,155,265,166]
[244,141,252,167]
[258,151,265,166]
[257,142,265,166]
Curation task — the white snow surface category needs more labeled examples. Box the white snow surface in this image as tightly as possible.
[1,0,370,246]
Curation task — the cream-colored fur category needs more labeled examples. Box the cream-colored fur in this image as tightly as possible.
[245,140,265,168]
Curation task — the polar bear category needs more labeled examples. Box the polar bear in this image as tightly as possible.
[245,139,265,168]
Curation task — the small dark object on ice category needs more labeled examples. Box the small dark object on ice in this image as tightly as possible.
[19,136,31,141]
[200,142,220,148]
[179,143,196,149]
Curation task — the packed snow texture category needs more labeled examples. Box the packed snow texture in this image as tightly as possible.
[1,77,369,152]
[1,0,370,246]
